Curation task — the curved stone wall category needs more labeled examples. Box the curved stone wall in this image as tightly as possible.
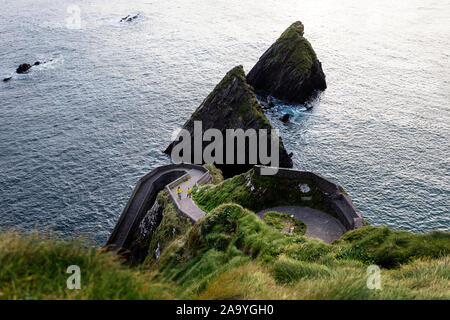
[254,166,363,230]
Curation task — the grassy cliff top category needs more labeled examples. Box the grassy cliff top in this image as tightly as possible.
[2,168,449,300]
[2,203,448,299]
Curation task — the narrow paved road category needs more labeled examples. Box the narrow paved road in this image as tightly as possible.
[169,169,206,221]
[256,206,346,243]
[107,164,208,252]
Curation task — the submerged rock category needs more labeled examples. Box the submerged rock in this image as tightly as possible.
[3,77,12,82]
[16,63,32,74]
[280,114,291,123]
[164,65,293,177]
[247,21,326,104]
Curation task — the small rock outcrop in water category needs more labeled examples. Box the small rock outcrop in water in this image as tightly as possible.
[247,21,326,104]
[16,63,32,74]
[280,114,291,123]
[120,14,139,22]
[164,65,293,177]
[4,61,44,81]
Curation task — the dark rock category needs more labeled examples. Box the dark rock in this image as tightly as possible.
[120,15,130,22]
[164,65,293,177]
[120,13,139,22]
[3,77,12,82]
[280,113,291,123]
[247,21,326,104]
[128,200,164,264]
[267,95,275,107]
[16,63,32,74]
[33,61,41,66]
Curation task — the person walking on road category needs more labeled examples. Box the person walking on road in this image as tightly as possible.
[186,187,192,198]
[177,186,182,200]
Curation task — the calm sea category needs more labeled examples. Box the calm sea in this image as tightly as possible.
[1,0,449,244]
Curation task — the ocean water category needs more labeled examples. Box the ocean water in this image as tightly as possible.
[0,0,449,244]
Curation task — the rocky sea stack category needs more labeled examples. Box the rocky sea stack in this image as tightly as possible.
[164,65,293,177]
[247,21,326,104]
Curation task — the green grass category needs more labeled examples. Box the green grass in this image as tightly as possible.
[2,171,449,300]
[203,164,224,184]
[336,226,450,268]
[193,168,339,221]
[0,231,173,299]
[144,190,193,265]
[1,203,449,299]
[154,203,449,299]
[262,211,306,236]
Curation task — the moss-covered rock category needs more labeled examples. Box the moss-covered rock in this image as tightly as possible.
[193,168,335,218]
[164,66,293,177]
[247,21,326,104]
[203,164,224,184]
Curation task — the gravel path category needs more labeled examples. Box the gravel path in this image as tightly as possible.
[256,206,347,243]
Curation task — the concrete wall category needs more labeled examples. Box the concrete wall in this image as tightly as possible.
[254,166,363,230]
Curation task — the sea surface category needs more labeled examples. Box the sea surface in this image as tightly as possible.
[1,0,449,244]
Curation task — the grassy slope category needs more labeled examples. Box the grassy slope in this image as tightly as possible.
[0,231,173,299]
[2,166,449,300]
[144,190,193,265]
[149,203,449,299]
[1,206,449,300]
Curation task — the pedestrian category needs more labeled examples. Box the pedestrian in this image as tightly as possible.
[177,186,182,200]
[187,187,192,198]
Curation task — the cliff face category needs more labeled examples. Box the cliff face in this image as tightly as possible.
[247,21,326,104]
[164,65,293,177]
[128,190,193,264]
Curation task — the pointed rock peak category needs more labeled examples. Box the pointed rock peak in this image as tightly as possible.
[164,65,293,177]
[282,21,304,37]
[247,21,326,105]
[192,65,269,129]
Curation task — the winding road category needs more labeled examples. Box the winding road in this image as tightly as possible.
[106,164,208,252]
[108,164,347,253]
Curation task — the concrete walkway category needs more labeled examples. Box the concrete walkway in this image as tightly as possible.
[169,169,206,221]
[107,164,208,252]
[256,206,347,243]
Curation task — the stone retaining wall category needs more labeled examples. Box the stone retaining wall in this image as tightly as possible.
[254,166,363,230]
